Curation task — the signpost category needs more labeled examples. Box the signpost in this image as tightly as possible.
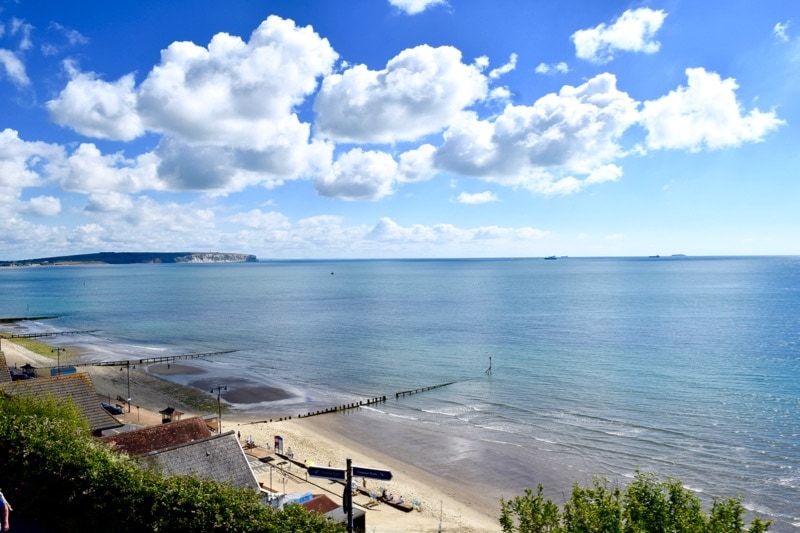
[306,458,392,533]
[352,466,393,481]
[307,466,347,481]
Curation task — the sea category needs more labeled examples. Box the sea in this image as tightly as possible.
[1,256,798,530]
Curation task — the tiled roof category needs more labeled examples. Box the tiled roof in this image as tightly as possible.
[0,372,123,433]
[100,417,212,456]
[0,352,11,384]
[142,431,259,491]
[301,494,340,515]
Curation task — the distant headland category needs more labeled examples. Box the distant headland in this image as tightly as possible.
[0,252,258,267]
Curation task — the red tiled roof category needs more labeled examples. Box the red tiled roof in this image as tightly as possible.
[100,417,212,455]
[301,494,341,515]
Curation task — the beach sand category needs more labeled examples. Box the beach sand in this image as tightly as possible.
[2,339,502,532]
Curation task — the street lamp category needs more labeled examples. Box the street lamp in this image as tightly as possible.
[210,385,227,433]
[119,361,133,412]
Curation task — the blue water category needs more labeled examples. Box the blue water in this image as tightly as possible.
[1,257,798,529]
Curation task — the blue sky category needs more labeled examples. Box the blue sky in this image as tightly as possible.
[1,0,797,259]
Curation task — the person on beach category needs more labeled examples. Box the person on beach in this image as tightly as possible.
[0,487,11,532]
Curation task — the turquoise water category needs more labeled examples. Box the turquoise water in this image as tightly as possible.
[1,257,798,529]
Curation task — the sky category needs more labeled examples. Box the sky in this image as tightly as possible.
[1,0,798,260]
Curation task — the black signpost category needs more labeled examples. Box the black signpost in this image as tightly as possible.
[307,466,346,481]
[307,457,393,533]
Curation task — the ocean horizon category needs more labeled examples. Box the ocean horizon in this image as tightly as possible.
[2,256,798,529]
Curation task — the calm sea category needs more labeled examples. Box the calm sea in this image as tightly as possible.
[1,257,798,529]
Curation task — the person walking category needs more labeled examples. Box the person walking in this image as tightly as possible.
[0,487,11,532]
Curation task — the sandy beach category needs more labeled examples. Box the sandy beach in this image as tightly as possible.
[2,339,502,532]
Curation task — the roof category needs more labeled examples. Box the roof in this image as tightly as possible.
[0,372,123,434]
[141,431,259,491]
[0,352,11,384]
[301,494,340,515]
[100,417,212,456]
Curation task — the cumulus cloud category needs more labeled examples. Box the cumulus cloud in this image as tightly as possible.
[0,129,64,196]
[24,195,61,216]
[137,16,336,145]
[58,143,162,193]
[572,8,667,63]
[316,148,399,200]
[47,67,144,141]
[641,68,785,151]
[46,15,338,192]
[84,191,135,213]
[434,73,639,192]
[388,0,447,15]
[314,44,488,143]
[397,144,436,183]
[456,191,498,204]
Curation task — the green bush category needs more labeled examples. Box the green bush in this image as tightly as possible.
[500,471,771,533]
[0,392,344,532]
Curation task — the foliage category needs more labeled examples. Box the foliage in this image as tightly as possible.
[0,392,344,532]
[500,470,771,533]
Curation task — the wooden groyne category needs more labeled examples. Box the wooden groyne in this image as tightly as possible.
[0,315,59,324]
[93,349,237,367]
[297,396,387,418]
[395,381,456,399]
[4,329,99,339]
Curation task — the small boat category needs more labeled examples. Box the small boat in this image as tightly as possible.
[544,256,557,260]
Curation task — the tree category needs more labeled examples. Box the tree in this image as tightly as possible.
[0,392,344,532]
[500,484,562,533]
[499,471,771,533]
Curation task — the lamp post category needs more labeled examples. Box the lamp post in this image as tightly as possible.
[52,347,66,376]
[119,361,133,412]
[211,385,227,433]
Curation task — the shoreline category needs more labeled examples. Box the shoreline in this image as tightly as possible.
[1,338,502,532]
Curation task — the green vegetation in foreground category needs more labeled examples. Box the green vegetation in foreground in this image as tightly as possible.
[0,392,344,532]
[500,476,770,532]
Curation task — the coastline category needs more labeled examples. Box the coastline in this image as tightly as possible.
[2,339,502,532]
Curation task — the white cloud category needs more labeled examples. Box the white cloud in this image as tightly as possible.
[84,191,135,213]
[314,44,488,143]
[572,8,667,63]
[0,129,64,201]
[456,191,498,204]
[24,195,61,217]
[642,68,785,151]
[388,0,446,15]
[434,73,639,192]
[0,49,30,86]
[489,53,517,79]
[535,62,569,75]
[138,16,336,145]
[46,16,338,192]
[58,143,162,193]
[47,67,144,141]
[9,18,33,51]
[316,148,399,200]
[398,144,436,183]
[774,21,790,42]
[365,217,549,255]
